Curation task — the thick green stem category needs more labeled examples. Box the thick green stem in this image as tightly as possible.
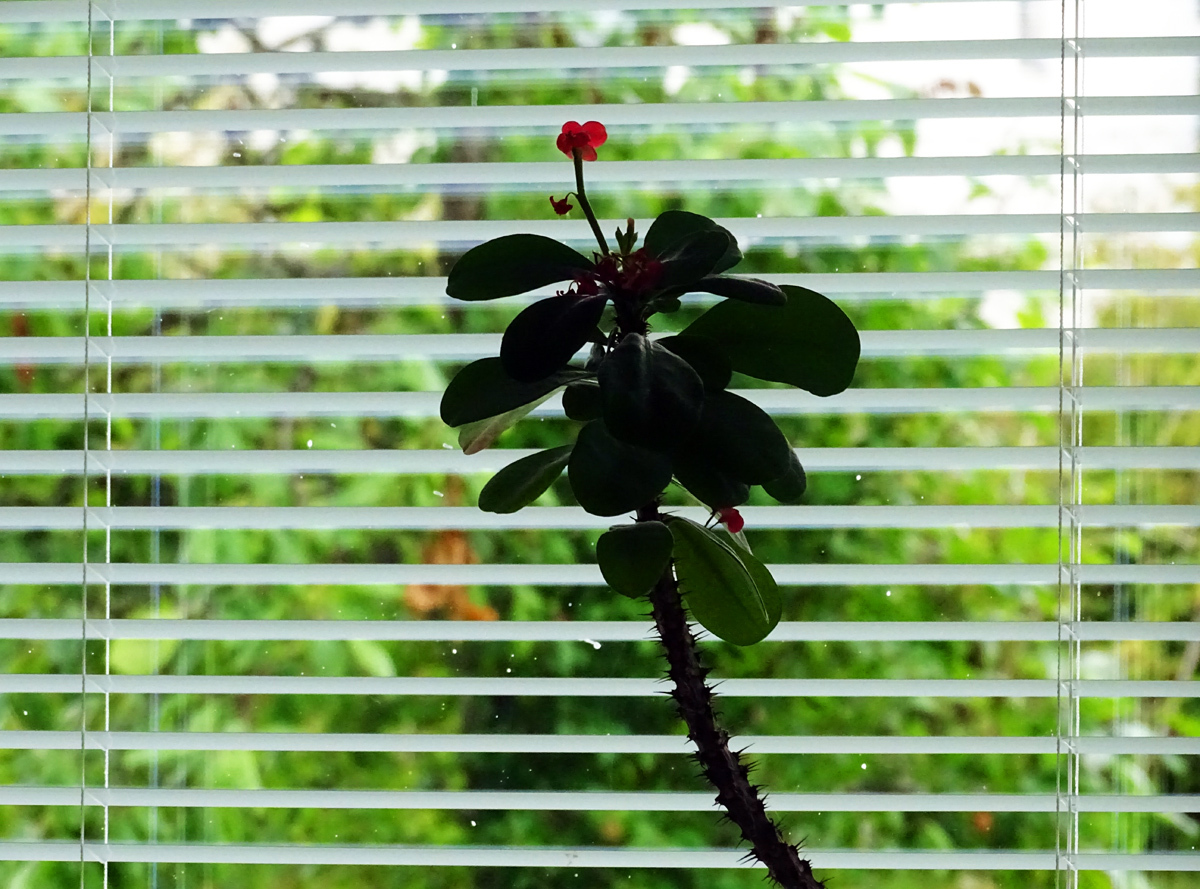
[635,503,824,889]
[573,150,609,256]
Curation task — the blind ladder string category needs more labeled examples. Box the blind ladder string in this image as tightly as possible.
[1055,0,1086,886]
[77,0,94,882]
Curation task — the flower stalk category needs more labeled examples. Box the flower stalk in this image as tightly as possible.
[572,149,610,256]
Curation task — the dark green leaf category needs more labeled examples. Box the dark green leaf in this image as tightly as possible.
[440,357,588,428]
[657,229,734,291]
[762,449,807,504]
[686,275,786,306]
[694,390,791,485]
[478,445,572,514]
[672,450,749,510]
[568,420,672,517]
[667,517,780,646]
[562,381,602,421]
[446,234,595,301]
[598,333,705,450]
[643,210,741,273]
[657,334,731,392]
[500,293,608,383]
[680,284,860,396]
[596,521,673,599]
[456,395,555,455]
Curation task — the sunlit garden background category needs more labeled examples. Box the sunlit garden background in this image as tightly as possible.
[1,3,1197,888]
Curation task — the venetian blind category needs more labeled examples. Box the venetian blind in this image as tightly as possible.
[1,0,1198,886]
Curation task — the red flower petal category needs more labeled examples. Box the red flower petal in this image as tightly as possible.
[580,120,607,147]
[717,507,745,534]
[549,195,573,215]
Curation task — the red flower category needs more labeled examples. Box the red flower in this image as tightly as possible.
[556,120,607,161]
[549,194,573,215]
[717,507,744,534]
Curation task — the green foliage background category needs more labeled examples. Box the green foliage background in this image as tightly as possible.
[1,7,1196,889]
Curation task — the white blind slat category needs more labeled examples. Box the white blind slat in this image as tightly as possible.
[6,619,1200,643]
[10,674,1200,699]
[1,446,1197,476]
[4,154,1199,195]
[6,213,1199,250]
[6,37,1198,82]
[6,269,1197,310]
[3,97,1195,139]
[4,328,1197,365]
[4,504,1198,531]
[6,841,1198,872]
[5,730,1198,757]
[4,387,1197,420]
[6,786,1200,814]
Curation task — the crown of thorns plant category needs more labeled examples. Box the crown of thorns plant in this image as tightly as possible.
[440,119,860,644]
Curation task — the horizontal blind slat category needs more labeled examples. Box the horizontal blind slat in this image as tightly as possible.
[6,214,1199,249]
[6,619,1199,642]
[6,563,1198,588]
[4,96,1195,138]
[4,155,1198,195]
[8,786,1199,813]
[4,270,1197,311]
[0,0,1004,26]
[6,328,1197,365]
[6,731,1197,756]
[3,504,1197,530]
[4,841,1199,871]
[10,674,1199,698]
[2,447,1197,476]
[4,387,1196,420]
[7,38,1198,82]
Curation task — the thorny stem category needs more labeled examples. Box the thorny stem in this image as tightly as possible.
[572,149,610,256]
[636,503,825,889]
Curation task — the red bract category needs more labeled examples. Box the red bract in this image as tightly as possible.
[549,194,573,215]
[717,507,745,534]
[556,120,607,161]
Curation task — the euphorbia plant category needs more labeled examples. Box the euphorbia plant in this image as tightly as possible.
[440,120,860,889]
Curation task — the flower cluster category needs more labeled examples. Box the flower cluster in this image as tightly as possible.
[555,120,607,161]
[555,248,664,301]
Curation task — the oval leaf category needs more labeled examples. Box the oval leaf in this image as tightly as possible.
[568,420,672,517]
[446,234,595,301]
[441,357,588,428]
[672,450,749,510]
[562,381,602,421]
[762,449,807,504]
[680,284,860,396]
[644,210,741,274]
[667,517,779,646]
[456,391,557,455]
[501,293,608,383]
[657,229,735,291]
[478,445,572,514]
[596,521,674,599]
[695,390,791,485]
[657,334,731,393]
[598,333,705,450]
[686,275,786,306]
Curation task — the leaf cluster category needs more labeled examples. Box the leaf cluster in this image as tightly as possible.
[440,210,861,644]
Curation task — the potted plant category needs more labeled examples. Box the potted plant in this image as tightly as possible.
[440,120,860,889]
